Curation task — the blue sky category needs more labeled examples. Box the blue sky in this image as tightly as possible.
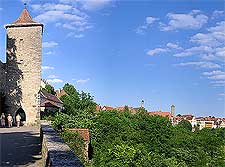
[0,0,224,117]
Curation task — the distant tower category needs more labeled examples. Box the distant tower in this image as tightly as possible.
[141,100,144,108]
[5,6,43,125]
[171,105,175,117]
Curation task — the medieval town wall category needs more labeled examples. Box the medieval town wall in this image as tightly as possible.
[41,122,84,167]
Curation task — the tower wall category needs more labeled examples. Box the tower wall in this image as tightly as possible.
[0,61,6,114]
[0,61,6,93]
[5,25,42,125]
[171,105,175,117]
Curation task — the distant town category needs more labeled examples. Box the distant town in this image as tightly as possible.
[41,80,225,131]
[95,104,225,130]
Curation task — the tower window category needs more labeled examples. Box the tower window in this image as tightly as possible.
[19,39,24,47]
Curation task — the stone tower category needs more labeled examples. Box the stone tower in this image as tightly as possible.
[5,7,43,125]
[141,100,144,108]
[171,105,175,117]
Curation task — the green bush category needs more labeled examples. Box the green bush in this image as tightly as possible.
[60,129,85,162]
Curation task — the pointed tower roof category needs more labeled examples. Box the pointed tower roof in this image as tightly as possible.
[13,8,36,24]
[5,5,43,29]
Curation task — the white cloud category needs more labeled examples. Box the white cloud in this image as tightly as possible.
[136,16,159,34]
[78,0,112,11]
[67,32,85,38]
[42,66,55,70]
[43,41,58,48]
[190,21,225,47]
[218,93,225,96]
[212,80,225,84]
[212,10,224,19]
[146,17,159,24]
[176,61,221,69]
[45,51,54,55]
[211,80,225,87]
[32,3,91,33]
[174,21,225,63]
[190,32,225,48]
[47,78,63,83]
[62,22,92,31]
[166,43,182,49]
[59,0,73,3]
[59,0,113,11]
[146,48,168,56]
[202,70,225,86]
[173,46,213,57]
[34,10,85,24]
[47,75,58,79]
[208,75,225,80]
[76,78,90,84]
[31,3,73,12]
[203,70,225,80]
[74,34,84,38]
[32,1,113,35]
[161,10,208,31]
[146,43,181,57]
[21,0,31,4]
[203,70,225,76]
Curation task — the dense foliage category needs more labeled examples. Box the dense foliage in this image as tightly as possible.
[60,129,85,162]
[51,84,225,167]
[176,120,192,131]
[42,84,55,95]
[90,111,225,167]
[60,83,96,115]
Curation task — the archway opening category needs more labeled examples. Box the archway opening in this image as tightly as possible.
[15,108,26,123]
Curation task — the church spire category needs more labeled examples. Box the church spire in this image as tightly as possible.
[24,2,27,9]
[13,5,36,24]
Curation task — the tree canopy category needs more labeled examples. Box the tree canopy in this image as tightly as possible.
[50,84,225,167]
[42,84,55,95]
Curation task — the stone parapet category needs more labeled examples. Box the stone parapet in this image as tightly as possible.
[41,122,84,167]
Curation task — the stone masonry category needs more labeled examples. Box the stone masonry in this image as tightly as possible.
[0,61,6,114]
[0,61,6,93]
[0,7,43,125]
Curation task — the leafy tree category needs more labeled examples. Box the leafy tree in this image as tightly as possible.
[60,83,96,116]
[124,105,129,111]
[177,120,192,132]
[63,83,78,95]
[42,84,55,95]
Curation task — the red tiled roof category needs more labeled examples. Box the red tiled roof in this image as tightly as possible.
[96,105,101,111]
[184,116,194,120]
[40,91,63,104]
[182,114,194,117]
[13,8,36,24]
[174,114,194,121]
[40,101,61,108]
[102,106,114,110]
[148,111,171,117]
[55,89,67,98]
[69,129,90,141]
[115,107,125,111]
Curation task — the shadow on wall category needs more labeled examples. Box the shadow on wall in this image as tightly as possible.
[0,130,42,166]
[0,92,5,114]
[6,35,23,119]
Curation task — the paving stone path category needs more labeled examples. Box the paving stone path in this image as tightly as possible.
[0,126,42,167]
